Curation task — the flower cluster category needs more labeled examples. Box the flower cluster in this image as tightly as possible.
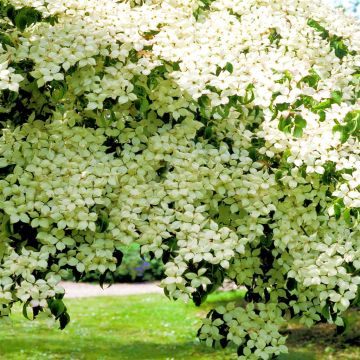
[0,59,23,92]
[0,0,359,358]
[199,302,287,359]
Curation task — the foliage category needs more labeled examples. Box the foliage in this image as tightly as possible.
[0,0,359,359]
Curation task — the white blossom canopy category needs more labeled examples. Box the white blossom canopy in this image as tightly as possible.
[0,0,359,358]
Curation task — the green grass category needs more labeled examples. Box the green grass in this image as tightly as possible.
[0,291,359,360]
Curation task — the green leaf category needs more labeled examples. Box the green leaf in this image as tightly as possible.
[198,95,210,109]
[321,303,331,320]
[163,286,171,300]
[333,199,344,219]
[224,62,233,74]
[2,215,13,236]
[294,115,307,128]
[139,97,150,113]
[331,90,342,105]
[113,249,123,266]
[59,312,70,330]
[171,61,180,71]
[286,278,297,291]
[339,130,350,143]
[275,102,290,111]
[99,269,111,290]
[343,208,352,226]
[45,14,59,26]
[333,110,360,143]
[331,37,350,59]
[15,13,28,32]
[293,95,317,110]
[218,204,230,219]
[278,116,293,133]
[204,125,213,139]
[215,65,221,76]
[0,33,14,50]
[96,211,109,232]
[156,162,169,178]
[293,125,303,138]
[55,292,65,300]
[48,299,66,318]
[313,99,332,111]
[22,300,31,320]
[336,316,348,335]
[241,84,255,105]
[300,70,320,89]
[307,19,329,39]
[268,28,282,45]
[6,5,16,25]
[50,81,67,101]
[275,170,283,183]
[147,76,158,90]
[351,286,360,306]
[318,110,326,122]
[198,0,215,10]
[307,19,356,60]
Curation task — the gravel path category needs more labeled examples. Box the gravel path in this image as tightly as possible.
[61,280,239,298]
[61,281,163,298]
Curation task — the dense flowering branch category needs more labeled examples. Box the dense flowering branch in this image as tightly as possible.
[0,0,359,358]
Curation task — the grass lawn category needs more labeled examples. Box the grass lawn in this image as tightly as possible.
[0,290,359,360]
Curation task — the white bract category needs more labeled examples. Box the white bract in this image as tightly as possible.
[0,0,359,358]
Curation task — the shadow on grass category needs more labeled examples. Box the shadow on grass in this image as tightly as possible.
[1,294,359,360]
[0,337,318,360]
[284,308,360,351]
[0,337,236,360]
[0,338,316,360]
[278,351,316,360]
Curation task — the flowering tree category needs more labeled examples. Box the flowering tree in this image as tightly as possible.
[0,0,359,358]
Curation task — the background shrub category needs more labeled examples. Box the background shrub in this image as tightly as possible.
[62,244,164,283]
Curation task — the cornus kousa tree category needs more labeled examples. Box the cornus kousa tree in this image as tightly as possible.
[0,0,359,358]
